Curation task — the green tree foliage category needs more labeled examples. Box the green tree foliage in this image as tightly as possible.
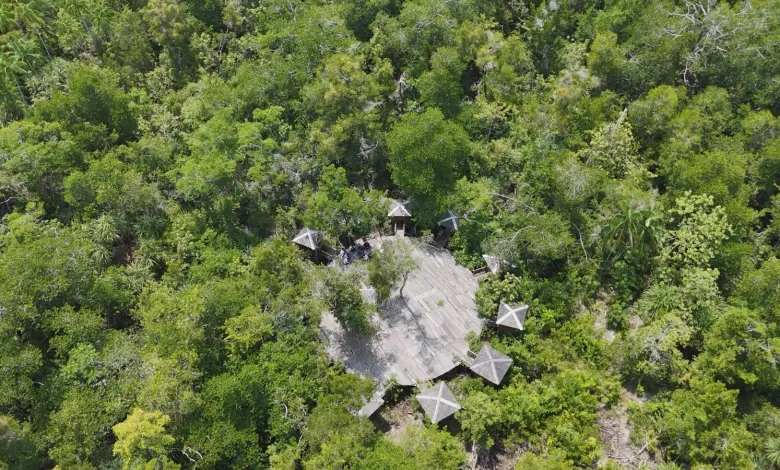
[1,0,780,467]
[632,377,752,467]
[0,415,41,469]
[601,183,663,263]
[664,149,757,235]
[360,425,466,469]
[316,267,374,334]
[416,47,466,118]
[298,165,388,241]
[579,112,640,178]
[737,257,780,323]
[300,403,376,469]
[695,307,780,391]
[35,66,137,147]
[387,108,470,224]
[367,237,417,303]
[621,313,693,387]
[513,449,572,470]
[486,208,575,271]
[458,391,502,448]
[112,408,177,470]
[587,32,625,91]
[0,120,82,214]
[628,85,686,149]
[65,153,163,234]
[659,192,731,278]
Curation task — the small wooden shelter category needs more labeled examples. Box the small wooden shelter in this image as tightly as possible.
[416,382,461,424]
[388,199,412,218]
[496,302,528,331]
[357,394,385,418]
[433,210,459,246]
[388,199,412,235]
[292,227,321,250]
[470,344,513,385]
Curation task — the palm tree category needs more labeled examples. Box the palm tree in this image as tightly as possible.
[0,51,27,99]
[0,3,15,33]
[13,1,44,31]
[604,197,664,261]
[765,437,780,469]
[12,1,51,58]
[59,0,87,19]
[7,37,41,71]
[0,37,41,103]
[59,0,101,49]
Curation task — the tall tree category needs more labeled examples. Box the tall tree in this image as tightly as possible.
[387,108,470,225]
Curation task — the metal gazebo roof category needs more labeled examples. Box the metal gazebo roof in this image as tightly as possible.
[357,394,385,418]
[416,382,461,423]
[496,302,528,330]
[470,344,513,385]
[292,227,321,250]
[388,199,412,218]
[482,254,501,274]
[438,211,459,232]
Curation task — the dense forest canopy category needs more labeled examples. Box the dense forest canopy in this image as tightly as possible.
[1,0,780,468]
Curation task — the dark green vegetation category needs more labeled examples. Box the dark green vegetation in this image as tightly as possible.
[1,0,780,468]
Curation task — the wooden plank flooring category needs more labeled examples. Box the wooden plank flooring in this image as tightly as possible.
[319,236,483,386]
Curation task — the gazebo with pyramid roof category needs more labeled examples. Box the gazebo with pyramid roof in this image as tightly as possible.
[470,344,513,385]
[416,382,461,423]
[388,199,412,234]
[438,211,459,232]
[387,199,412,218]
[482,254,502,274]
[496,302,528,331]
[292,227,321,250]
[357,394,385,418]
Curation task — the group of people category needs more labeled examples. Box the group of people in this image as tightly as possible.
[338,240,372,267]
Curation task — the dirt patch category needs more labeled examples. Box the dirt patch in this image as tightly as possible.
[628,314,644,330]
[382,397,424,444]
[492,444,526,470]
[591,294,616,343]
[462,442,525,470]
[597,389,654,469]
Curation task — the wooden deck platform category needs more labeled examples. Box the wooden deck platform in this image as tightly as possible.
[319,236,483,386]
